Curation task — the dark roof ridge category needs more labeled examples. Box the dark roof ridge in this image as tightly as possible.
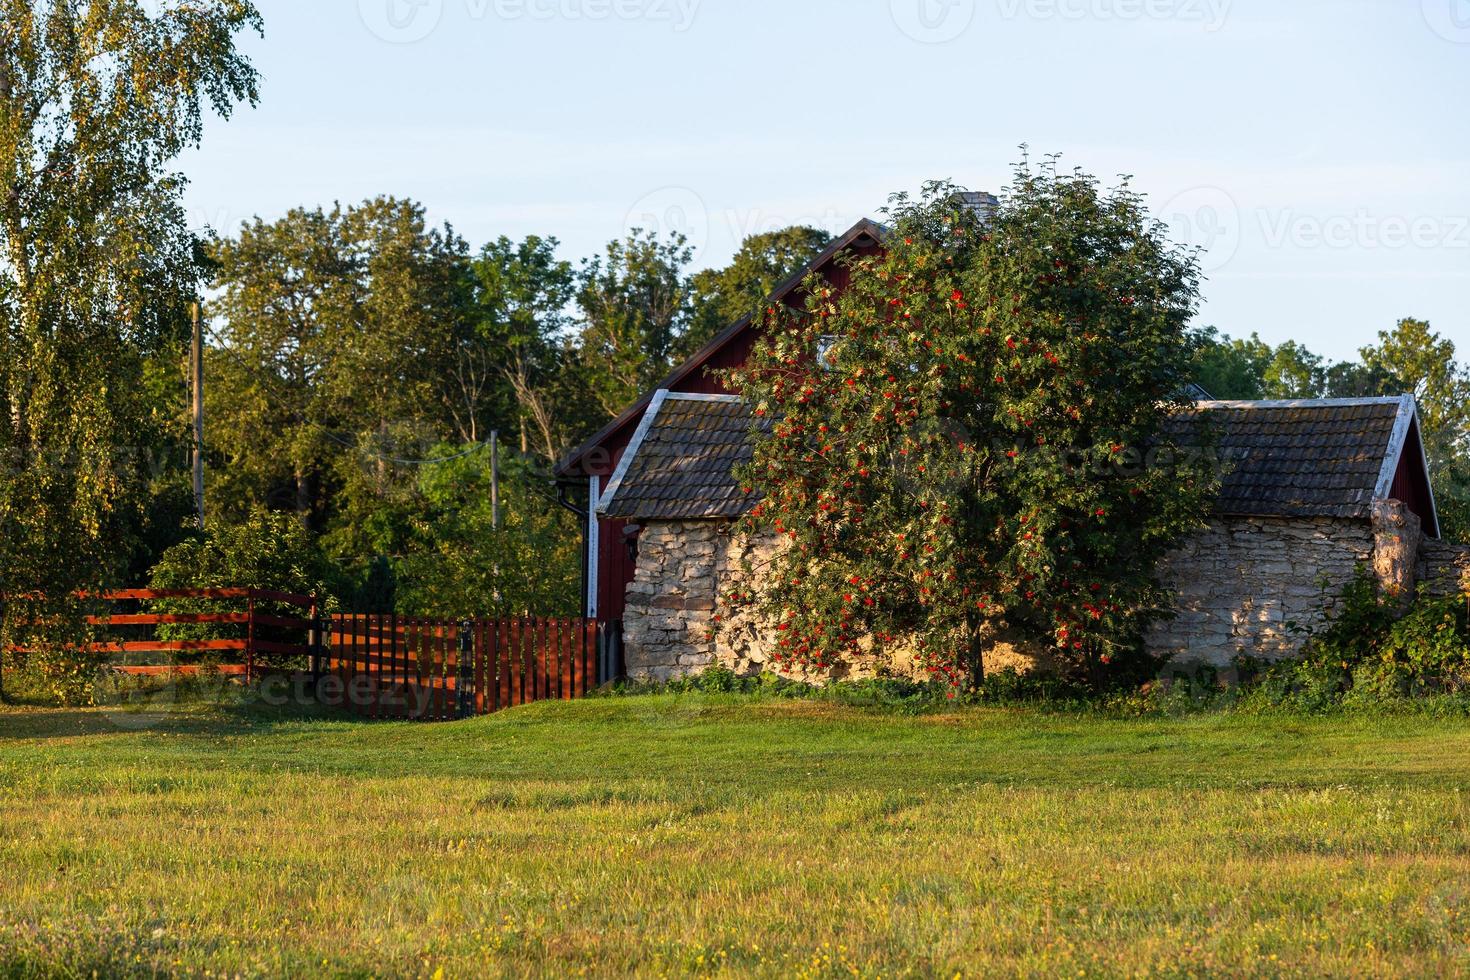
[1189,396,1405,409]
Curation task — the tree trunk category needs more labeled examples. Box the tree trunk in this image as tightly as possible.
[965,612,986,690]
[376,419,389,489]
[295,471,311,527]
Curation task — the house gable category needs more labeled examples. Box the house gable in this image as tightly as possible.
[553,218,887,480]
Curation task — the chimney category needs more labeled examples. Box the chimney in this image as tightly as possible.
[954,190,999,225]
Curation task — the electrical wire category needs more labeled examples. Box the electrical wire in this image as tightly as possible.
[321,429,493,466]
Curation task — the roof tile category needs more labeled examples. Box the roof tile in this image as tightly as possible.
[602,398,1403,524]
[600,396,759,521]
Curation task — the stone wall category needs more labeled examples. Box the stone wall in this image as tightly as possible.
[1145,516,1374,666]
[621,521,723,683]
[626,513,1414,680]
[622,522,927,683]
[1419,537,1470,598]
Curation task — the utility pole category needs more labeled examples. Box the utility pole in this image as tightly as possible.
[490,430,501,531]
[490,430,502,608]
[190,302,205,530]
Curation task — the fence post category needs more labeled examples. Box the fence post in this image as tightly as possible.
[245,595,256,685]
[457,620,475,719]
[308,596,322,686]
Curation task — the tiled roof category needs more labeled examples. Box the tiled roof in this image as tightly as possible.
[601,395,1413,524]
[1164,399,1405,520]
[597,393,758,521]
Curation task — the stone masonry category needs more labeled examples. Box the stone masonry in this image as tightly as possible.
[621,521,723,683]
[625,509,1461,681]
[622,522,927,683]
[1420,536,1470,598]
[1145,516,1375,666]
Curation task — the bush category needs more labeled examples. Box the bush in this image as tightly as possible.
[146,509,335,671]
[1289,568,1470,697]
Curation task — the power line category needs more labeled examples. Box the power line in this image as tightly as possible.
[321,430,494,467]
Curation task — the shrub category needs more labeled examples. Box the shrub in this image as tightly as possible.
[146,509,335,671]
[1357,593,1470,696]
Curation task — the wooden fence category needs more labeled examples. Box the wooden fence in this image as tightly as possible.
[4,589,320,683]
[322,615,602,721]
[2,591,618,721]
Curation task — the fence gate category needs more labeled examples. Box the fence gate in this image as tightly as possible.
[322,615,608,720]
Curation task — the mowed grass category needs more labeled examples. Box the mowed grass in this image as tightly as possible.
[3,696,1470,978]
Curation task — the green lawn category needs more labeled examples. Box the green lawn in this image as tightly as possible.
[3,695,1470,977]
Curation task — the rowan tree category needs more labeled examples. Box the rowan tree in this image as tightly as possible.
[722,164,1218,689]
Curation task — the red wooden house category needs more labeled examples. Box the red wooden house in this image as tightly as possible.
[553,218,886,623]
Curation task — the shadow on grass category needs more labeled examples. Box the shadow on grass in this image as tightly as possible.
[0,684,352,741]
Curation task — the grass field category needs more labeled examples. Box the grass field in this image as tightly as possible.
[3,694,1470,977]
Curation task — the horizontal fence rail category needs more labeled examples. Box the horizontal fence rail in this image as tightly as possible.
[322,615,605,721]
[2,593,619,721]
[3,588,320,683]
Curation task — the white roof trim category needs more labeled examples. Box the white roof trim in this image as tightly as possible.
[1372,393,1440,538]
[1193,397,1404,410]
[596,388,669,516]
[1374,394,1417,501]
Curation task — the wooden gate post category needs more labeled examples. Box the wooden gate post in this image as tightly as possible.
[457,620,475,719]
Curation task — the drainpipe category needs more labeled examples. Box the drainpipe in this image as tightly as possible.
[556,478,590,618]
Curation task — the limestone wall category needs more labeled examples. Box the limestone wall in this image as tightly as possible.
[626,514,1399,680]
[1419,537,1470,598]
[621,521,723,683]
[622,522,924,683]
[1146,517,1374,666]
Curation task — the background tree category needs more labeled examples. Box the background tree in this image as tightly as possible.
[467,235,580,460]
[576,230,692,417]
[1187,326,1270,398]
[1261,341,1327,399]
[723,168,1216,689]
[206,207,347,524]
[0,0,261,702]
[317,199,473,570]
[207,198,476,602]
[395,449,581,618]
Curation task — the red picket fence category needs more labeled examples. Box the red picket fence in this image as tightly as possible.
[322,615,600,721]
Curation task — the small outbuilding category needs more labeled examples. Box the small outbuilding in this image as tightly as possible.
[556,211,1469,682]
[596,391,1463,681]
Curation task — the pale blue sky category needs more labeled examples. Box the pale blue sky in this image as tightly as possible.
[179,0,1470,362]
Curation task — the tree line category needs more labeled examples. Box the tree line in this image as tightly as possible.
[198,200,833,615]
[2,2,1465,704]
